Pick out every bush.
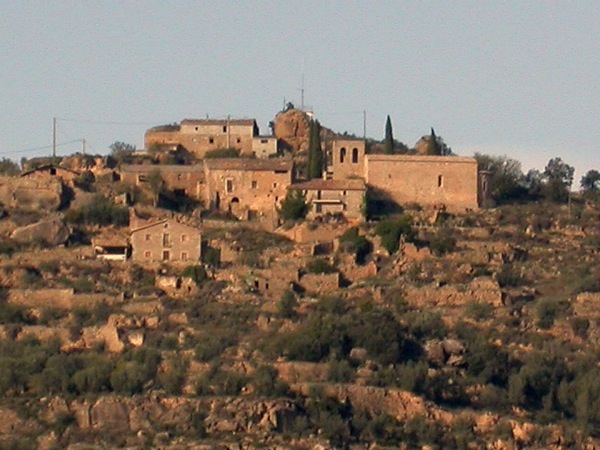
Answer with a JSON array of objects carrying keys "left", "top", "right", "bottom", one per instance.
[
  {"left": 182, "top": 265, "right": 208, "bottom": 287},
  {"left": 64, "top": 195, "right": 128, "bottom": 227},
  {"left": 428, "top": 227, "right": 457, "bottom": 256},
  {"left": 278, "top": 190, "right": 309, "bottom": 221},
  {"left": 278, "top": 290, "right": 297, "bottom": 319},
  {"left": 305, "top": 258, "right": 337, "bottom": 274},
  {"left": 339, "top": 227, "right": 372, "bottom": 264},
  {"left": 375, "top": 215, "right": 414, "bottom": 254},
  {"left": 465, "top": 301, "right": 494, "bottom": 321},
  {"left": 205, "top": 148, "right": 240, "bottom": 158},
  {"left": 536, "top": 298, "right": 568, "bottom": 330},
  {"left": 496, "top": 265, "right": 523, "bottom": 288}
]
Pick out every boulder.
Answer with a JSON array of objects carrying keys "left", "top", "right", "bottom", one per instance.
[{"left": 11, "top": 217, "right": 70, "bottom": 246}]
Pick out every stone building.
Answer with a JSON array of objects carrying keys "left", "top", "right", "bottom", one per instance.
[
  {"left": 130, "top": 219, "right": 202, "bottom": 263},
  {"left": 20, "top": 164, "right": 81, "bottom": 186},
  {"left": 329, "top": 138, "right": 366, "bottom": 180},
  {"left": 120, "top": 164, "right": 206, "bottom": 201},
  {"left": 145, "top": 118, "right": 282, "bottom": 159},
  {"left": 203, "top": 158, "right": 293, "bottom": 220},
  {"left": 365, "top": 155, "right": 481, "bottom": 211},
  {"left": 289, "top": 178, "right": 365, "bottom": 220}
]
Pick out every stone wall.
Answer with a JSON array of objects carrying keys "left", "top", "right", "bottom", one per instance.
[
  {"left": 299, "top": 272, "right": 340, "bottom": 294},
  {"left": 7, "top": 289, "right": 117, "bottom": 309},
  {"left": 365, "top": 155, "right": 480, "bottom": 211}
]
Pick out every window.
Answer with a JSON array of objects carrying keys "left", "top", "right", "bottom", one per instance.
[
  {"left": 138, "top": 175, "right": 148, "bottom": 183},
  {"left": 181, "top": 234, "right": 188, "bottom": 243},
  {"left": 273, "top": 182, "right": 278, "bottom": 188},
  {"left": 260, "top": 139, "right": 268, "bottom": 144},
  {"left": 209, "top": 137, "right": 214, "bottom": 144},
  {"left": 163, "top": 233, "right": 170, "bottom": 246},
  {"left": 438, "top": 175, "right": 443, "bottom": 188},
  {"left": 226, "top": 179, "right": 233, "bottom": 193},
  {"left": 50, "top": 167, "right": 57, "bottom": 175},
  {"left": 145, "top": 234, "right": 151, "bottom": 241},
  {"left": 144, "top": 250, "right": 151, "bottom": 259},
  {"left": 316, "top": 204, "right": 323, "bottom": 213},
  {"left": 340, "top": 147, "right": 346, "bottom": 163},
  {"left": 352, "top": 148, "right": 359, "bottom": 163},
  {"left": 223, "top": 125, "right": 227, "bottom": 132},
  {"left": 236, "top": 138, "right": 241, "bottom": 144},
  {"left": 342, "top": 190, "right": 346, "bottom": 196},
  {"left": 195, "top": 126, "right": 198, "bottom": 131},
  {"left": 252, "top": 181, "right": 258, "bottom": 189},
  {"left": 317, "top": 190, "right": 322, "bottom": 199},
  {"left": 181, "top": 252, "right": 188, "bottom": 261},
  {"left": 162, "top": 250, "right": 170, "bottom": 261}
]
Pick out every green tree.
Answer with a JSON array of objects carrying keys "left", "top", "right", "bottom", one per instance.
[
  {"left": 474, "top": 153, "right": 527, "bottom": 204},
  {"left": 278, "top": 190, "right": 309, "bottom": 221},
  {"left": 147, "top": 169, "right": 164, "bottom": 207},
  {"left": 543, "top": 157, "right": 574, "bottom": 202},
  {"left": 307, "top": 120, "right": 323, "bottom": 179},
  {"left": 427, "top": 128, "right": 440, "bottom": 155},
  {"left": 384, "top": 115, "right": 394, "bottom": 154},
  {"left": 581, "top": 169, "right": 600, "bottom": 191},
  {"left": 0, "top": 158, "right": 20, "bottom": 176},
  {"left": 109, "top": 141, "right": 136, "bottom": 164},
  {"left": 375, "top": 215, "right": 415, "bottom": 254}
]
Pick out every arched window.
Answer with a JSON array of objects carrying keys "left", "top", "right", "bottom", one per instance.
[
  {"left": 352, "top": 148, "right": 359, "bottom": 163},
  {"left": 340, "top": 148, "right": 346, "bottom": 163}
]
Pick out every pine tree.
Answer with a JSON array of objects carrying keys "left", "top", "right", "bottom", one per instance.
[
  {"left": 428, "top": 127, "right": 440, "bottom": 155},
  {"left": 307, "top": 120, "right": 323, "bottom": 179},
  {"left": 384, "top": 115, "right": 394, "bottom": 154}
]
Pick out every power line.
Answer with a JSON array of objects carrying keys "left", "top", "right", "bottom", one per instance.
[
  {"left": 57, "top": 117, "right": 157, "bottom": 126},
  {"left": 1, "top": 139, "right": 83, "bottom": 156}
]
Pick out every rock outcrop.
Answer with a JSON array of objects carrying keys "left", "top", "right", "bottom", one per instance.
[{"left": 10, "top": 216, "right": 70, "bottom": 246}]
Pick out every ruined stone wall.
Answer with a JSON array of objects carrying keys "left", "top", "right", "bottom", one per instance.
[
  {"left": 144, "top": 130, "right": 180, "bottom": 150},
  {"left": 365, "top": 155, "right": 479, "bottom": 211},
  {"left": 7, "top": 289, "right": 117, "bottom": 309},
  {"left": 299, "top": 272, "right": 340, "bottom": 294},
  {"left": 0, "top": 176, "right": 63, "bottom": 211},
  {"left": 120, "top": 165, "right": 206, "bottom": 201},
  {"left": 204, "top": 169, "right": 291, "bottom": 218}
]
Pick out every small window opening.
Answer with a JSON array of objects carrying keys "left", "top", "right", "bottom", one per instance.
[
  {"left": 352, "top": 148, "right": 359, "bottom": 163},
  {"left": 340, "top": 147, "right": 346, "bottom": 163},
  {"left": 438, "top": 175, "right": 443, "bottom": 188}
]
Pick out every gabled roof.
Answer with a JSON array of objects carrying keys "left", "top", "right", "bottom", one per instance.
[
  {"left": 204, "top": 158, "right": 293, "bottom": 172},
  {"left": 130, "top": 218, "right": 200, "bottom": 234},
  {"left": 20, "top": 164, "right": 81, "bottom": 177},
  {"left": 181, "top": 118, "right": 257, "bottom": 127},
  {"left": 120, "top": 164, "right": 204, "bottom": 174},
  {"left": 290, "top": 178, "right": 366, "bottom": 191}
]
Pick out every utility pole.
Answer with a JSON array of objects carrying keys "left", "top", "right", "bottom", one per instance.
[
  {"left": 363, "top": 110, "right": 367, "bottom": 139},
  {"left": 82, "top": 139, "right": 86, "bottom": 156},
  {"left": 301, "top": 74, "right": 305, "bottom": 111},
  {"left": 227, "top": 114, "right": 231, "bottom": 149},
  {"left": 52, "top": 117, "right": 57, "bottom": 158}
]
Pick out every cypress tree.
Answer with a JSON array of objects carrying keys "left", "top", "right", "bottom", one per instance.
[
  {"left": 384, "top": 115, "right": 394, "bottom": 154},
  {"left": 307, "top": 120, "right": 323, "bottom": 179},
  {"left": 428, "top": 127, "right": 440, "bottom": 155}
]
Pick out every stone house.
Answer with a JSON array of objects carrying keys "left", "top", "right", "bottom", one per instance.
[
  {"left": 289, "top": 178, "right": 365, "bottom": 220},
  {"left": 130, "top": 219, "right": 202, "bottom": 263},
  {"left": 120, "top": 164, "right": 206, "bottom": 202},
  {"left": 252, "top": 136, "right": 278, "bottom": 158},
  {"left": 203, "top": 158, "right": 293, "bottom": 220},
  {"left": 20, "top": 164, "right": 81, "bottom": 186}
]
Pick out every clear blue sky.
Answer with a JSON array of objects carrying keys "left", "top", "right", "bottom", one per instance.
[{"left": 1, "top": 1, "right": 598, "bottom": 182}]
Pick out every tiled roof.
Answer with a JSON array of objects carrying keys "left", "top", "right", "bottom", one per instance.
[
  {"left": 290, "top": 178, "right": 366, "bottom": 191},
  {"left": 365, "top": 154, "right": 477, "bottom": 164},
  {"left": 181, "top": 118, "right": 257, "bottom": 126},
  {"left": 120, "top": 164, "right": 204, "bottom": 174},
  {"left": 20, "top": 164, "right": 81, "bottom": 177},
  {"left": 130, "top": 218, "right": 200, "bottom": 234},
  {"left": 204, "top": 158, "right": 292, "bottom": 172}
]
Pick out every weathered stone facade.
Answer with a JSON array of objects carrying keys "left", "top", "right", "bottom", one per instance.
[
  {"left": 365, "top": 154, "right": 481, "bottom": 211},
  {"left": 330, "top": 138, "right": 366, "bottom": 180},
  {"left": 203, "top": 158, "right": 293, "bottom": 220},
  {"left": 130, "top": 219, "right": 201, "bottom": 263},
  {"left": 289, "top": 178, "right": 365, "bottom": 220},
  {"left": 120, "top": 164, "right": 206, "bottom": 201},
  {"left": 145, "top": 119, "right": 260, "bottom": 158}
]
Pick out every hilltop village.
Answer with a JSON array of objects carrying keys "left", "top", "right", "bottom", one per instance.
[{"left": 0, "top": 107, "right": 598, "bottom": 449}]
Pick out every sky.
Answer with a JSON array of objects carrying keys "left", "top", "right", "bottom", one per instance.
[{"left": 1, "top": 1, "right": 599, "bottom": 184}]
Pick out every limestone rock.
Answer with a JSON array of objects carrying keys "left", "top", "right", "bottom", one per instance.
[{"left": 11, "top": 216, "right": 70, "bottom": 246}]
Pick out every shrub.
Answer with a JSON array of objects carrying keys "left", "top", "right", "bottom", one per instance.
[
  {"left": 465, "top": 301, "right": 494, "bottom": 321},
  {"left": 278, "top": 190, "right": 309, "bottom": 221},
  {"left": 64, "top": 195, "right": 128, "bottom": 227},
  {"left": 375, "top": 215, "right": 414, "bottom": 254},
  {"left": 305, "top": 258, "right": 337, "bottom": 274},
  {"left": 278, "top": 290, "right": 298, "bottom": 319},
  {"left": 536, "top": 298, "right": 568, "bottom": 329},
  {"left": 428, "top": 227, "right": 457, "bottom": 256},
  {"left": 250, "top": 365, "right": 289, "bottom": 397},
  {"left": 327, "top": 359, "right": 355, "bottom": 383},
  {"left": 182, "top": 265, "right": 208, "bottom": 287},
  {"left": 205, "top": 148, "right": 240, "bottom": 158},
  {"left": 496, "top": 265, "right": 523, "bottom": 288},
  {"left": 339, "top": 227, "right": 372, "bottom": 264}
]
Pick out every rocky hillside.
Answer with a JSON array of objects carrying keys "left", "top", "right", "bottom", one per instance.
[{"left": 0, "top": 173, "right": 599, "bottom": 448}]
